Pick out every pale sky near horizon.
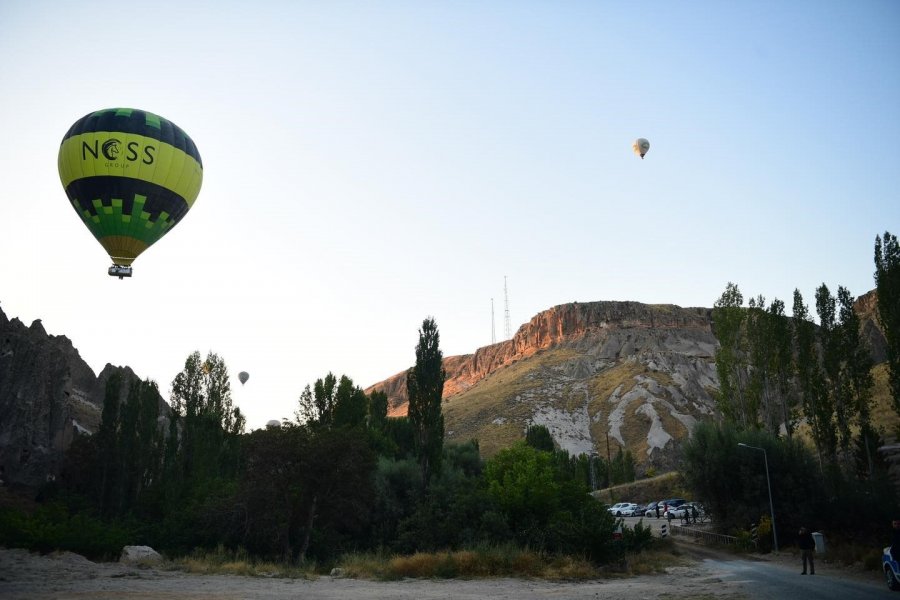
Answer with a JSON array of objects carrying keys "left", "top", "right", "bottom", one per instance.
[{"left": 1, "top": 0, "right": 898, "bottom": 430}]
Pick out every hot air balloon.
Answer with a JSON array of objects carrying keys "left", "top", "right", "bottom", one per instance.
[
  {"left": 58, "top": 108, "right": 203, "bottom": 278},
  {"left": 632, "top": 138, "right": 650, "bottom": 159},
  {"left": 239, "top": 371, "right": 249, "bottom": 385}
]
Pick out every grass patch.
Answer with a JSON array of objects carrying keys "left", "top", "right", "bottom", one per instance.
[
  {"left": 338, "top": 544, "right": 601, "bottom": 580},
  {"left": 444, "top": 347, "right": 582, "bottom": 457},
  {"left": 172, "top": 545, "right": 314, "bottom": 579},
  {"left": 337, "top": 540, "right": 685, "bottom": 581},
  {"left": 595, "top": 471, "right": 688, "bottom": 505},
  {"left": 626, "top": 539, "right": 691, "bottom": 575},
  {"left": 167, "top": 542, "right": 687, "bottom": 582}
]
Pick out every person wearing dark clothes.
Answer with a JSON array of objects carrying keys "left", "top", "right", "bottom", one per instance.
[
  {"left": 798, "top": 527, "right": 815, "bottom": 575},
  {"left": 891, "top": 520, "right": 900, "bottom": 562}
]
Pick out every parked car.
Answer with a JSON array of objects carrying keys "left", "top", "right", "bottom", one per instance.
[
  {"left": 668, "top": 502, "right": 704, "bottom": 520},
  {"left": 620, "top": 503, "right": 641, "bottom": 516},
  {"left": 609, "top": 502, "right": 638, "bottom": 516},
  {"left": 629, "top": 503, "right": 652, "bottom": 517},
  {"left": 607, "top": 502, "right": 630, "bottom": 515},
  {"left": 884, "top": 546, "right": 900, "bottom": 591}
]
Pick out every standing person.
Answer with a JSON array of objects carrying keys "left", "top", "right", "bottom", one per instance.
[
  {"left": 798, "top": 527, "right": 815, "bottom": 575},
  {"left": 655, "top": 502, "right": 660, "bottom": 519}
]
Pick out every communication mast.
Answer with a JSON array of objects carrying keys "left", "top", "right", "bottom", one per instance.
[
  {"left": 491, "top": 298, "right": 496, "bottom": 344},
  {"left": 504, "top": 276, "right": 512, "bottom": 340}
]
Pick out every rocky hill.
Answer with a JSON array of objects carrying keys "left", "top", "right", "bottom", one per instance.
[
  {"left": 368, "top": 295, "right": 894, "bottom": 474},
  {"left": 367, "top": 301, "right": 719, "bottom": 472},
  {"left": 0, "top": 306, "right": 162, "bottom": 488}
]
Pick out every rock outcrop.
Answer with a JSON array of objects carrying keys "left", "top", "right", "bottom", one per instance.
[
  {"left": 0, "top": 305, "right": 163, "bottom": 488},
  {"left": 367, "top": 301, "right": 719, "bottom": 471},
  {"left": 369, "top": 301, "right": 714, "bottom": 412}
]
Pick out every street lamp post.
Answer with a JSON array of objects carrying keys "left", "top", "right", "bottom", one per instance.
[{"left": 738, "top": 442, "right": 779, "bottom": 552}]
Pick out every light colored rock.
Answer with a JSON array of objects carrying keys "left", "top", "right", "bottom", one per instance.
[{"left": 120, "top": 545, "right": 163, "bottom": 564}]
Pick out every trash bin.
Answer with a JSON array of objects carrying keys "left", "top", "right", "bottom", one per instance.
[{"left": 811, "top": 532, "right": 825, "bottom": 554}]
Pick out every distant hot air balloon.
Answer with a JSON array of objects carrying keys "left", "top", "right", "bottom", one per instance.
[
  {"left": 632, "top": 138, "right": 650, "bottom": 159},
  {"left": 58, "top": 108, "right": 203, "bottom": 278},
  {"left": 239, "top": 371, "right": 249, "bottom": 385}
]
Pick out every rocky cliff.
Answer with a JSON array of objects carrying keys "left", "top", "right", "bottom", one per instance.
[
  {"left": 0, "top": 306, "right": 162, "bottom": 488},
  {"left": 367, "top": 301, "right": 719, "bottom": 471},
  {"left": 370, "top": 301, "right": 714, "bottom": 410}
]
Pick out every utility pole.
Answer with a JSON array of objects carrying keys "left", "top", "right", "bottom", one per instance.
[
  {"left": 491, "top": 298, "right": 496, "bottom": 344},
  {"left": 504, "top": 276, "right": 511, "bottom": 340}
]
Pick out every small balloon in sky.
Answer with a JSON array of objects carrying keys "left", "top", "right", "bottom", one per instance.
[
  {"left": 239, "top": 371, "right": 250, "bottom": 385},
  {"left": 57, "top": 108, "right": 203, "bottom": 278},
  {"left": 632, "top": 138, "right": 650, "bottom": 159}
]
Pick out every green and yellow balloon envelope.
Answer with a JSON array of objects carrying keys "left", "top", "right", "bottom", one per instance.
[{"left": 58, "top": 108, "right": 202, "bottom": 268}]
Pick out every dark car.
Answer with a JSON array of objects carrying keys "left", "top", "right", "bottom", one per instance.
[{"left": 884, "top": 546, "right": 900, "bottom": 591}]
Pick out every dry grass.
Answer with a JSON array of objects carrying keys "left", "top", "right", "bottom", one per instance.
[
  {"left": 594, "top": 471, "right": 688, "bottom": 504},
  {"left": 173, "top": 546, "right": 313, "bottom": 579},
  {"left": 338, "top": 545, "right": 602, "bottom": 580},
  {"left": 443, "top": 347, "right": 582, "bottom": 457}
]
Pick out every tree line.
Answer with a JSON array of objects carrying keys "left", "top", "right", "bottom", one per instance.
[
  {"left": 6, "top": 317, "right": 636, "bottom": 565},
  {"left": 683, "top": 231, "right": 900, "bottom": 546}
]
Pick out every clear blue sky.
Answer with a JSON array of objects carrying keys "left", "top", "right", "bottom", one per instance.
[{"left": 1, "top": 0, "right": 897, "bottom": 429}]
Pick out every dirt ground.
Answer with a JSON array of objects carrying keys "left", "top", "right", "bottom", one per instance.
[
  {"left": 0, "top": 545, "right": 745, "bottom": 600},
  {"left": 0, "top": 542, "right": 880, "bottom": 600}
]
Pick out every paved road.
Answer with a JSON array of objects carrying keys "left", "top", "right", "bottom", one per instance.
[
  {"left": 616, "top": 516, "right": 888, "bottom": 598},
  {"left": 699, "top": 555, "right": 886, "bottom": 599}
]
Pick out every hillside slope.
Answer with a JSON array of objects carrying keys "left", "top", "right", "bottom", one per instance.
[{"left": 368, "top": 301, "right": 718, "bottom": 471}]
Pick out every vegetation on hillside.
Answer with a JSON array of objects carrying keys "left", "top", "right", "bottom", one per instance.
[
  {"left": 0, "top": 321, "right": 642, "bottom": 571},
  {"left": 682, "top": 231, "right": 900, "bottom": 552}
]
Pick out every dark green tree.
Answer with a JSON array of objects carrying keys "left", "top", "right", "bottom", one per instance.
[
  {"left": 875, "top": 231, "right": 900, "bottom": 414},
  {"left": 169, "top": 351, "right": 245, "bottom": 482},
  {"left": 368, "top": 389, "right": 389, "bottom": 431},
  {"left": 767, "top": 298, "right": 798, "bottom": 438},
  {"left": 296, "top": 372, "right": 337, "bottom": 427},
  {"left": 682, "top": 422, "right": 823, "bottom": 539},
  {"left": 237, "top": 424, "right": 308, "bottom": 559},
  {"left": 406, "top": 317, "right": 446, "bottom": 486},
  {"left": 331, "top": 375, "right": 368, "bottom": 429},
  {"left": 483, "top": 442, "right": 618, "bottom": 560},
  {"left": 837, "top": 286, "right": 876, "bottom": 476},
  {"left": 792, "top": 289, "right": 831, "bottom": 470},
  {"left": 815, "top": 284, "right": 844, "bottom": 456},
  {"left": 609, "top": 447, "right": 636, "bottom": 485},
  {"left": 525, "top": 424, "right": 555, "bottom": 452},
  {"left": 296, "top": 373, "right": 368, "bottom": 429},
  {"left": 713, "top": 282, "right": 749, "bottom": 427}
]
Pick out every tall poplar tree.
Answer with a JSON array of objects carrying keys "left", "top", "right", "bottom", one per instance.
[
  {"left": 836, "top": 286, "right": 875, "bottom": 475},
  {"left": 713, "top": 282, "right": 749, "bottom": 427},
  {"left": 875, "top": 231, "right": 900, "bottom": 413},
  {"left": 407, "top": 317, "right": 446, "bottom": 486},
  {"left": 793, "top": 289, "right": 831, "bottom": 469}
]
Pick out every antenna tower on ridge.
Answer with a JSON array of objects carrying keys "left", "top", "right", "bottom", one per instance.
[
  {"left": 504, "top": 276, "right": 511, "bottom": 340},
  {"left": 491, "top": 298, "right": 496, "bottom": 344}
]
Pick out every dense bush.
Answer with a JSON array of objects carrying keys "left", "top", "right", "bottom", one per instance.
[{"left": 0, "top": 503, "right": 132, "bottom": 560}]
